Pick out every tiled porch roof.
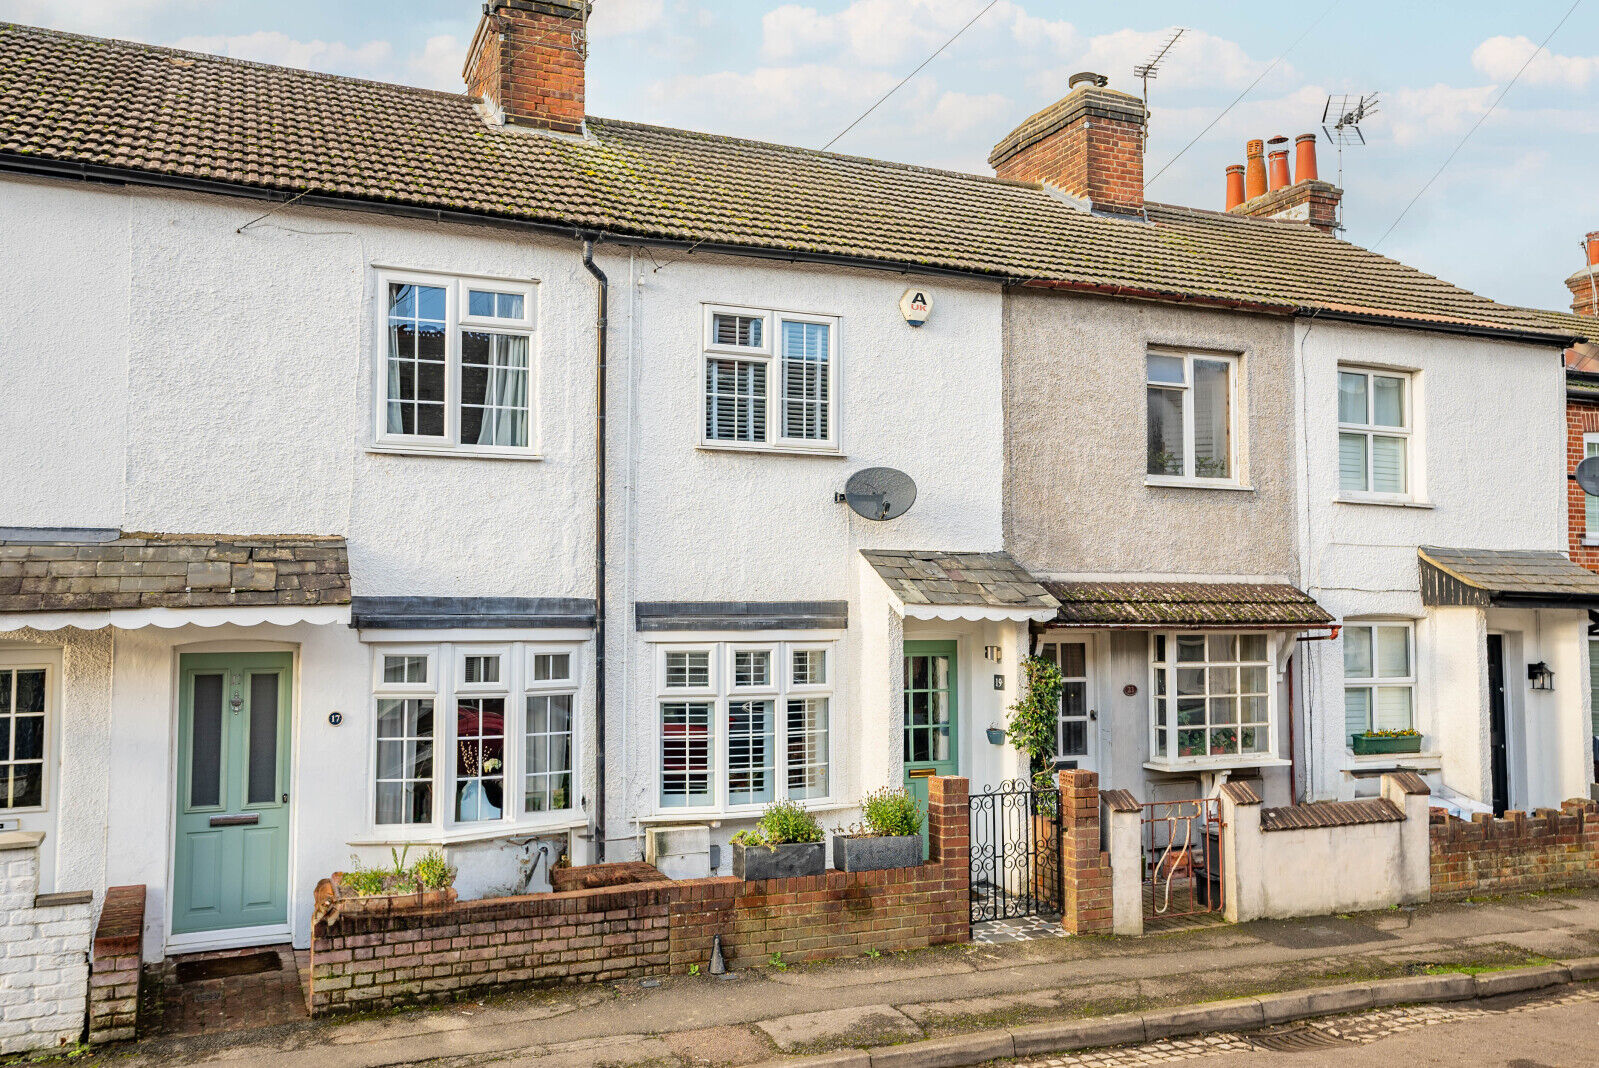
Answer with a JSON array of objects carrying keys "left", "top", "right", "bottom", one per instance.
[
  {"left": 860, "top": 550, "right": 1058, "bottom": 610},
  {"left": 1419, "top": 546, "right": 1599, "bottom": 607},
  {"left": 0, "top": 531, "right": 350, "bottom": 613},
  {"left": 1042, "top": 581, "right": 1333, "bottom": 628}
]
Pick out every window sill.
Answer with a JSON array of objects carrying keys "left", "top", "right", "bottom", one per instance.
[
  {"left": 350, "top": 815, "right": 586, "bottom": 847},
  {"left": 1582, "top": 537, "right": 1599, "bottom": 547},
  {"left": 1144, "top": 477, "right": 1254, "bottom": 492},
  {"left": 1144, "top": 756, "right": 1290, "bottom": 774},
  {"left": 367, "top": 443, "right": 544, "bottom": 462},
  {"left": 1334, "top": 495, "right": 1432, "bottom": 509},
  {"left": 1345, "top": 749, "right": 1441, "bottom": 769},
  {"left": 697, "top": 444, "right": 846, "bottom": 460},
  {"left": 638, "top": 800, "right": 853, "bottom": 825}
]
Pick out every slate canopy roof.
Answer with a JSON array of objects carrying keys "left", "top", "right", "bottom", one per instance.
[
  {"left": 0, "top": 21, "right": 1579, "bottom": 343},
  {"left": 860, "top": 550, "right": 1059, "bottom": 614},
  {"left": 1418, "top": 546, "right": 1599, "bottom": 608}
]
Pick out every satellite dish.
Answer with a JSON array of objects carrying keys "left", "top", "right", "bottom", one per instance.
[
  {"left": 1577, "top": 456, "right": 1599, "bottom": 496},
  {"left": 837, "top": 467, "right": 917, "bottom": 521}
]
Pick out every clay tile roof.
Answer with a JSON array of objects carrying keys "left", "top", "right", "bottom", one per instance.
[
  {"left": 1219, "top": 780, "right": 1262, "bottom": 806},
  {"left": 1100, "top": 788, "right": 1141, "bottom": 813},
  {"left": 0, "top": 531, "right": 350, "bottom": 612},
  {"left": 860, "top": 550, "right": 1058, "bottom": 610},
  {"left": 0, "top": 21, "right": 1576, "bottom": 342},
  {"left": 1259, "top": 798, "right": 1405, "bottom": 832},
  {"left": 1389, "top": 771, "right": 1431, "bottom": 796},
  {"left": 1042, "top": 581, "right": 1333, "bottom": 628}
]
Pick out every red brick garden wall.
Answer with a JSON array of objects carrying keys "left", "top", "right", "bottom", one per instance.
[
  {"left": 1430, "top": 799, "right": 1599, "bottom": 898},
  {"left": 309, "top": 777, "right": 970, "bottom": 1015}
]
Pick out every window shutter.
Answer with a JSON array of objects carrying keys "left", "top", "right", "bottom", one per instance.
[
  {"left": 705, "top": 359, "right": 767, "bottom": 442},
  {"left": 712, "top": 313, "right": 763, "bottom": 348},
  {"left": 1338, "top": 432, "right": 1368, "bottom": 492},
  {"left": 779, "top": 321, "right": 829, "bottom": 440}
]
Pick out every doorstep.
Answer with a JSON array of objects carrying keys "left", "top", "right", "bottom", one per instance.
[{"left": 142, "top": 943, "right": 310, "bottom": 1040}]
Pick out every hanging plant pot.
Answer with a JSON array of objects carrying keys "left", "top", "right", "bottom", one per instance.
[{"left": 985, "top": 727, "right": 1007, "bottom": 745}]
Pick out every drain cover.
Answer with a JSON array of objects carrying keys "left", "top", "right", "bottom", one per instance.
[{"left": 1243, "top": 1024, "right": 1354, "bottom": 1052}]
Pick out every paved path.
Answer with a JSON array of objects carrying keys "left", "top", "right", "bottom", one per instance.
[
  {"left": 1007, "top": 986, "right": 1599, "bottom": 1067},
  {"left": 98, "top": 891, "right": 1599, "bottom": 1067}
]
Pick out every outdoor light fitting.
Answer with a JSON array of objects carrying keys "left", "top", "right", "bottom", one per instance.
[{"left": 1528, "top": 661, "right": 1555, "bottom": 691}]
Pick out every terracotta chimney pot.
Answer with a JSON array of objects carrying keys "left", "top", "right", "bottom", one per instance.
[
  {"left": 1225, "top": 164, "right": 1246, "bottom": 211},
  {"left": 1294, "top": 133, "right": 1319, "bottom": 183},
  {"left": 1586, "top": 231, "right": 1599, "bottom": 267},
  {"left": 1266, "top": 136, "right": 1290, "bottom": 191},
  {"left": 1244, "top": 139, "right": 1267, "bottom": 201}
]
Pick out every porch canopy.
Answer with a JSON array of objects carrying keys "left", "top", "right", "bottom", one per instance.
[
  {"left": 1419, "top": 546, "right": 1599, "bottom": 609},
  {"left": 1040, "top": 581, "right": 1333, "bottom": 630},
  {"left": 860, "top": 549, "right": 1060, "bottom": 622},
  {"left": 0, "top": 528, "right": 351, "bottom": 631}
]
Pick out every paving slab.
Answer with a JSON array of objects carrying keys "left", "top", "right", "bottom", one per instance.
[
  {"left": 757, "top": 1005, "right": 922, "bottom": 1053},
  {"left": 897, "top": 990, "right": 1061, "bottom": 1027}
]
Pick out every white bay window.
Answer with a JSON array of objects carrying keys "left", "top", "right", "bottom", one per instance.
[
  {"left": 371, "top": 642, "right": 579, "bottom": 833},
  {"left": 376, "top": 272, "right": 536, "bottom": 456},
  {"left": 657, "top": 642, "right": 833, "bottom": 812},
  {"left": 703, "top": 305, "right": 838, "bottom": 453},
  {"left": 1151, "top": 632, "right": 1273, "bottom": 763}
]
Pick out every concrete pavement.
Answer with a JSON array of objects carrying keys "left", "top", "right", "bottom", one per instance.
[{"left": 76, "top": 889, "right": 1599, "bottom": 1067}]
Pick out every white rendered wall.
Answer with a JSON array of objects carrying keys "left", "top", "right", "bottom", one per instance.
[{"left": 1294, "top": 319, "right": 1569, "bottom": 801}]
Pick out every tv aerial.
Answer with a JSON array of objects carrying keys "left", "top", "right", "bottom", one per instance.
[
  {"left": 836, "top": 468, "right": 917, "bottom": 522},
  {"left": 1133, "top": 27, "right": 1186, "bottom": 109},
  {"left": 1322, "top": 92, "right": 1380, "bottom": 205}
]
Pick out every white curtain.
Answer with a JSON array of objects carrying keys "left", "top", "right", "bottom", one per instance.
[{"left": 477, "top": 334, "right": 529, "bottom": 447}]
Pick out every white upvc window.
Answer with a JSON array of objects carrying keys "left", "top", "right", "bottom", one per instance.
[
  {"left": 1150, "top": 632, "right": 1272, "bottom": 763},
  {"left": 0, "top": 663, "right": 49, "bottom": 811},
  {"left": 370, "top": 642, "right": 579, "bottom": 832},
  {"left": 1338, "top": 367, "right": 1411, "bottom": 497},
  {"left": 1583, "top": 433, "right": 1599, "bottom": 536},
  {"left": 656, "top": 641, "right": 835, "bottom": 813},
  {"left": 1343, "top": 623, "right": 1415, "bottom": 741},
  {"left": 374, "top": 271, "right": 538, "bottom": 457},
  {"left": 702, "top": 305, "right": 839, "bottom": 453},
  {"left": 1146, "top": 350, "right": 1238, "bottom": 484}
]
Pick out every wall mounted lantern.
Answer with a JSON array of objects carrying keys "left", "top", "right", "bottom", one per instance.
[{"left": 1528, "top": 661, "right": 1555, "bottom": 691}]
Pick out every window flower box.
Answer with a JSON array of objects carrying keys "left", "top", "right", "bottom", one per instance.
[
  {"left": 832, "top": 834, "right": 922, "bottom": 872},
  {"left": 732, "top": 841, "right": 825, "bottom": 880},
  {"left": 1350, "top": 731, "right": 1423, "bottom": 755}
]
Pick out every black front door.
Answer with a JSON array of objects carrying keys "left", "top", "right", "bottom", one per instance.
[{"left": 1487, "top": 635, "right": 1509, "bottom": 817}]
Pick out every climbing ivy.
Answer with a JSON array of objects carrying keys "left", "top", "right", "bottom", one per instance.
[{"left": 1007, "top": 654, "right": 1062, "bottom": 786}]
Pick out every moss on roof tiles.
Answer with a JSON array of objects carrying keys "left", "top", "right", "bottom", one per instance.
[{"left": 0, "top": 20, "right": 1574, "bottom": 338}]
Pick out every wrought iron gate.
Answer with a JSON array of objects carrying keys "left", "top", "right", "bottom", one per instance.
[
  {"left": 969, "top": 779, "right": 1062, "bottom": 922},
  {"left": 1142, "top": 797, "right": 1224, "bottom": 923}
]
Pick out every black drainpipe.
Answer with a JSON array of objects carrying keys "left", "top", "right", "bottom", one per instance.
[{"left": 581, "top": 237, "right": 608, "bottom": 862}]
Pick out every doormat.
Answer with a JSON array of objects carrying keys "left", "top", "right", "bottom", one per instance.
[{"left": 175, "top": 951, "right": 282, "bottom": 984}]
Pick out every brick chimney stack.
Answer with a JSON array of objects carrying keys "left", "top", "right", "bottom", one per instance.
[
  {"left": 1566, "top": 232, "right": 1599, "bottom": 318},
  {"left": 464, "top": 1, "right": 590, "bottom": 134},
  {"left": 1224, "top": 133, "right": 1343, "bottom": 234},
  {"left": 988, "top": 73, "right": 1148, "bottom": 215}
]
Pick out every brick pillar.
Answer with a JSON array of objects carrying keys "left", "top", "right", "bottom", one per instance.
[
  {"left": 1058, "top": 770, "right": 1112, "bottom": 934},
  {"left": 927, "top": 776, "right": 970, "bottom": 944},
  {"left": 88, "top": 885, "right": 144, "bottom": 1044}
]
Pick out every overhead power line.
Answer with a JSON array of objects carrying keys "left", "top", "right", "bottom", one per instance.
[
  {"left": 1146, "top": 0, "right": 1341, "bottom": 188},
  {"left": 1372, "top": 0, "right": 1583, "bottom": 249},
  {"left": 821, "top": 0, "right": 1001, "bottom": 152}
]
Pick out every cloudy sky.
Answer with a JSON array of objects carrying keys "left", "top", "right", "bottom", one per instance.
[{"left": 3, "top": 0, "right": 1596, "bottom": 310}]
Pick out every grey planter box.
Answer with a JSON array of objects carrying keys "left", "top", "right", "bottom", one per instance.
[
  {"left": 832, "top": 834, "right": 923, "bottom": 873},
  {"left": 732, "top": 841, "right": 825, "bottom": 881}
]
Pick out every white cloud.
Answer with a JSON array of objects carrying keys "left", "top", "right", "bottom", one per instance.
[
  {"left": 761, "top": 0, "right": 1024, "bottom": 68},
  {"left": 0, "top": 0, "right": 185, "bottom": 36},
  {"left": 589, "top": 0, "right": 666, "bottom": 38},
  {"left": 1385, "top": 83, "right": 1497, "bottom": 146},
  {"left": 921, "top": 89, "right": 1009, "bottom": 138},
  {"left": 408, "top": 34, "right": 464, "bottom": 92},
  {"left": 167, "top": 31, "right": 393, "bottom": 78},
  {"left": 1472, "top": 34, "right": 1598, "bottom": 90},
  {"left": 649, "top": 64, "right": 899, "bottom": 135}
]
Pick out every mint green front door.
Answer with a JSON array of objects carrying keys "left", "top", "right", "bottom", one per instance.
[
  {"left": 903, "top": 641, "right": 958, "bottom": 859},
  {"left": 173, "top": 653, "right": 292, "bottom": 935}
]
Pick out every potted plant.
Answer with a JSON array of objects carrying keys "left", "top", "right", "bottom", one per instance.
[
  {"left": 832, "top": 787, "right": 925, "bottom": 872},
  {"left": 731, "top": 800, "right": 825, "bottom": 880},
  {"left": 1351, "top": 728, "right": 1424, "bottom": 755}
]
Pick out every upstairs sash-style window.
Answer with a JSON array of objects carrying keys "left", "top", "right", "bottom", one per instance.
[
  {"left": 1338, "top": 367, "right": 1411, "bottom": 496},
  {"left": 1343, "top": 623, "right": 1415, "bottom": 740},
  {"left": 703, "top": 306, "right": 838, "bottom": 452},
  {"left": 377, "top": 273, "right": 537, "bottom": 456},
  {"left": 1146, "top": 351, "right": 1237, "bottom": 482}
]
